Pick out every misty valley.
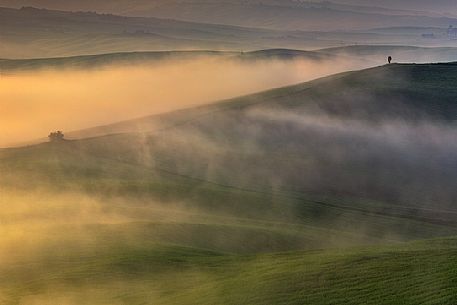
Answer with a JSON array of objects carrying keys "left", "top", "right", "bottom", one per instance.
[{"left": 1, "top": 1, "right": 457, "bottom": 305}]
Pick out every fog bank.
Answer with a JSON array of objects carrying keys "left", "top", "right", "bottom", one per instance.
[{"left": 0, "top": 56, "right": 364, "bottom": 147}]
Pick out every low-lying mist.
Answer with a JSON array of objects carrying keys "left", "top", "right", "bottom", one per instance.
[
  {"left": 0, "top": 55, "right": 364, "bottom": 147},
  {"left": 95, "top": 93, "right": 456, "bottom": 210},
  {"left": 243, "top": 108, "right": 457, "bottom": 205},
  {"left": 0, "top": 190, "right": 194, "bottom": 262}
]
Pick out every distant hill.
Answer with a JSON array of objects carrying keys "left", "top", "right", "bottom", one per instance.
[
  {"left": 332, "top": 0, "right": 457, "bottom": 15},
  {"left": 0, "top": 0, "right": 456, "bottom": 31},
  {"left": 2, "top": 6, "right": 456, "bottom": 59},
  {"left": 3, "top": 45, "right": 457, "bottom": 73},
  {"left": 0, "top": 7, "right": 262, "bottom": 58},
  {"left": 0, "top": 49, "right": 331, "bottom": 72},
  {"left": 318, "top": 45, "right": 457, "bottom": 63},
  {"left": 0, "top": 6, "right": 330, "bottom": 58}
]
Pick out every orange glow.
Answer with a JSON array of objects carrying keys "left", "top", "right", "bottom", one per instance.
[{"left": 0, "top": 57, "right": 361, "bottom": 147}]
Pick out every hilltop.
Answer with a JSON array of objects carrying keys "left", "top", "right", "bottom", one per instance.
[{"left": 3, "top": 45, "right": 457, "bottom": 72}]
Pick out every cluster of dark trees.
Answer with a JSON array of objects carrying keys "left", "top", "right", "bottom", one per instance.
[{"left": 48, "top": 131, "right": 65, "bottom": 142}]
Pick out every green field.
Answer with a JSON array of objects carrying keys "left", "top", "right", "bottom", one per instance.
[
  {"left": 1, "top": 62, "right": 457, "bottom": 304},
  {"left": 3, "top": 232, "right": 457, "bottom": 304}
]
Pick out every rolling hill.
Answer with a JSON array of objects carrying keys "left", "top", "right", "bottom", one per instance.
[
  {"left": 333, "top": 0, "right": 457, "bottom": 15},
  {"left": 0, "top": 0, "right": 456, "bottom": 31},
  {"left": 2, "top": 62, "right": 457, "bottom": 240},
  {"left": 1, "top": 62, "right": 457, "bottom": 304},
  {"left": 0, "top": 49, "right": 331, "bottom": 72},
  {"left": 3, "top": 45, "right": 457, "bottom": 73},
  {"left": 59, "top": 62, "right": 457, "bottom": 211},
  {"left": 2, "top": 6, "right": 457, "bottom": 59},
  {"left": 0, "top": 6, "right": 323, "bottom": 58}
]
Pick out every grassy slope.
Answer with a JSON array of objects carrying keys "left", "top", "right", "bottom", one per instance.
[
  {"left": 5, "top": 139, "right": 455, "bottom": 254},
  {"left": 70, "top": 61, "right": 457, "bottom": 138},
  {"left": 2, "top": 64, "right": 457, "bottom": 252},
  {"left": 3, "top": 91, "right": 457, "bottom": 240},
  {"left": 2, "top": 236, "right": 457, "bottom": 304},
  {"left": 1, "top": 63, "right": 457, "bottom": 304},
  {"left": 59, "top": 63, "right": 457, "bottom": 205}
]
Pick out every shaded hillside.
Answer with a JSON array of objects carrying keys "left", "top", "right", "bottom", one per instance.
[
  {"left": 61, "top": 63, "right": 457, "bottom": 208},
  {"left": 70, "top": 62, "right": 457, "bottom": 136}
]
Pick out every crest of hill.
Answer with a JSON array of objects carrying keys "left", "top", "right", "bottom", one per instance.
[
  {"left": 0, "top": 49, "right": 330, "bottom": 72},
  {"left": 66, "top": 61, "right": 457, "bottom": 139}
]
